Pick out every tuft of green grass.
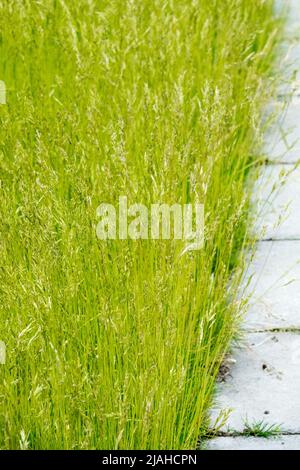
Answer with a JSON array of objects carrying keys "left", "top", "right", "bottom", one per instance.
[
  {"left": 0, "top": 0, "right": 282, "bottom": 449},
  {"left": 243, "top": 420, "right": 282, "bottom": 438}
]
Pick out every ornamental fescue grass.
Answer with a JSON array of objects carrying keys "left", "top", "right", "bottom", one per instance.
[{"left": 0, "top": 0, "right": 281, "bottom": 449}]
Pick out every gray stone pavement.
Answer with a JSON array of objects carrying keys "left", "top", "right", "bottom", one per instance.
[
  {"left": 254, "top": 165, "right": 300, "bottom": 239},
  {"left": 208, "top": 0, "right": 300, "bottom": 450},
  {"left": 264, "top": 99, "right": 300, "bottom": 162},
  {"left": 206, "top": 435, "right": 300, "bottom": 450},
  {"left": 210, "top": 333, "right": 300, "bottom": 433},
  {"left": 244, "top": 241, "right": 300, "bottom": 330}
]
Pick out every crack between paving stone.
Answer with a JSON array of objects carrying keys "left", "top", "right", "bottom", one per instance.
[
  {"left": 259, "top": 237, "right": 300, "bottom": 242},
  {"left": 208, "top": 430, "right": 300, "bottom": 438},
  {"left": 245, "top": 327, "right": 300, "bottom": 334},
  {"left": 265, "top": 161, "right": 298, "bottom": 166},
  {"left": 277, "top": 94, "right": 300, "bottom": 100}
]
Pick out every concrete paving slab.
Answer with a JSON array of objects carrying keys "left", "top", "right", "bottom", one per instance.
[
  {"left": 253, "top": 165, "right": 300, "bottom": 240},
  {"left": 244, "top": 240, "right": 300, "bottom": 330},
  {"left": 275, "top": 0, "right": 300, "bottom": 39},
  {"left": 210, "top": 332, "right": 300, "bottom": 433},
  {"left": 264, "top": 99, "right": 300, "bottom": 163},
  {"left": 275, "top": 0, "right": 300, "bottom": 96},
  {"left": 277, "top": 42, "right": 300, "bottom": 97},
  {"left": 206, "top": 435, "right": 300, "bottom": 450}
]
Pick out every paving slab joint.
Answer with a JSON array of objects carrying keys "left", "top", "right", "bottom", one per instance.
[
  {"left": 265, "top": 161, "right": 298, "bottom": 166},
  {"left": 206, "top": 431, "right": 300, "bottom": 438},
  {"left": 245, "top": 328, "right": 300, "bottom": 334},
  {"left": 259, "top": 237, "right": 300, "bottom": 242}
]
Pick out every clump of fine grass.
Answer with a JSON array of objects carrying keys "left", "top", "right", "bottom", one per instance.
[
  {"left": 0, "top": 0, "right": 282, "bottom": 449},
  {"left": 243, "top": 420, "right": 282, "bottom": 438}
]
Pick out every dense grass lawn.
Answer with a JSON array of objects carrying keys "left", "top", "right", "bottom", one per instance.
[{"left": 0, "top": 0, "right": 280, "bottom": 449}]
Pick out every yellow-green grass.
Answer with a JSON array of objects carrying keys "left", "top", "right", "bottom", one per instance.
[{"left": 0, "top": 0, "right": 281, "bottom": 449}]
